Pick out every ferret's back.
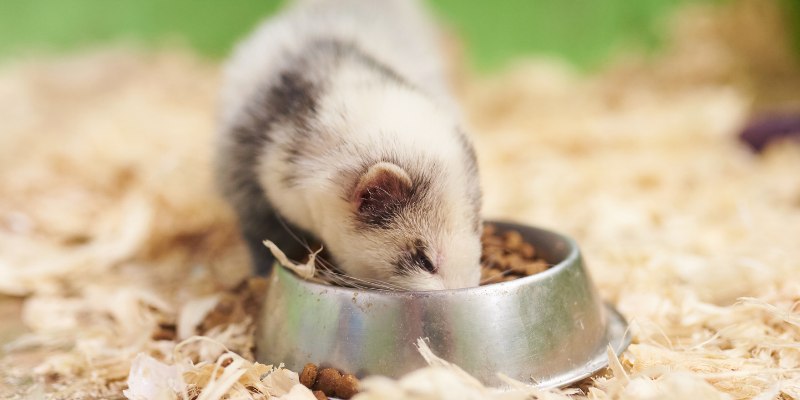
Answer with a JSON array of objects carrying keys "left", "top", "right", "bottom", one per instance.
[{"left": 219, "top": 0, "right": 449, "bottom": 128}]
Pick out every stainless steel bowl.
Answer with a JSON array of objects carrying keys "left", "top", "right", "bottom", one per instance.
[{"left": 255, "top": 222, "right": 630, "bottom": 388}]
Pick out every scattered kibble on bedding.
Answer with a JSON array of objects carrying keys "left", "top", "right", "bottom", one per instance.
[{"left": 300, "top": 363, "right": 360, "bottom": 399}]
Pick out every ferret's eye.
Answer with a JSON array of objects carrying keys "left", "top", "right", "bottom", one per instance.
[{"left": 415, "top": 253, "right": 437, "bottom": 274}]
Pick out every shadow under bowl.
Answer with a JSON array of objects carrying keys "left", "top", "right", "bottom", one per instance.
[{"left": 255, "top": 221, "right": 630, "bottom": 388}]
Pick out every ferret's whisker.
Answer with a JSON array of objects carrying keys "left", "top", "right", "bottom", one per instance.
[
  {"left": 271, "top": 214, "right": 413, "bottom": 292},
  {"left": 311, "top": 258, "right": 372, "bottom": 288},
  {"left": 274, "top": 214, "right": 317, "bottom": 255},
  {"left": 317, "top": 266, "right": 404, "bottom": 291},
  {"left": 314, "top": 260, "right": 405, "bottom": 291},
  {"left": 479, "top": 267, "right": 514, "bottom": 285}
]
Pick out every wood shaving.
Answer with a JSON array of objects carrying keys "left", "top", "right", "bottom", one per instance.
[{"left": 263, "top": 240, "right": 320, "bottom": 281}]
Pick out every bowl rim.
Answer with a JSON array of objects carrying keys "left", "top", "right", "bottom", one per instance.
[{"left": 270, "top": 220, "right": 582, "bottom": 297}]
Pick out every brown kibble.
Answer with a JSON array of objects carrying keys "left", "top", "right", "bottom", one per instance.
[
  {"left": 482, "top": 235, "right": 505, "bottom": 249},
  {"left": 520, "top": 243, "right": 536, "bottom": 259},
  {"left": 483, "top": 243, "right": 503, "bottom": 255},
  {"left": 312, "top": 390, "right": 328, "bottom": 400},
  {"left": 505, "top": 254, "right": 526, "bottom": 274},
  {"left": 481, "top": 269, "right": 502, "bottom": 284},
  {"left": 314, "top": 367, "right": 342, "bottom": 395},
  {"left": 303, "top": 366, "right": 359, "bottom": 398},
  {"left": 503, "top": 230, "right": 524, "bottom": 249},
  {"left": 501, "top": 256, "right": 517, "bottom": 271},
  {"left": 483, "top": 252, "right": 508, "bottom": 270},
  {"left": 491, "top": 275, "right": 506, "bottom": 284},
  {"left": 525, "top": 260, "right": 549, "bottom": 275},
  {"left": 334, "top": 374, "right": 360, "bottom": 399},
  {"left": 300, "top": 363, "right": 318, "bottom": 388},
  {"left": 480, "top": 226, "right": 551, "bottom": 285},
  {"left": 492, "top": 255, "right": 512, "bottom": 271}
]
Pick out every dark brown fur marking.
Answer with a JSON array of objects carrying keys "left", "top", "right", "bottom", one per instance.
[
  {"left": 393, "top": 239, "right": 436, "bottom": 275},
  {"left": 218, "top": 69, "right": 319, "bottom": 274}
]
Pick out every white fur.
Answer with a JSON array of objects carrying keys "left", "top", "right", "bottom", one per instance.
[
  {"left": 218, "top": 0, "right": 482, "bottom": 290},
  {"left": 220, "top": 0, "right": 455, "bottom": 129}
]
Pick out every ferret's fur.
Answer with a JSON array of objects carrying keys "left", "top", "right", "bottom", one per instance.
[{"left": 216, "top": 0, "right": 482, "bottom": 290}]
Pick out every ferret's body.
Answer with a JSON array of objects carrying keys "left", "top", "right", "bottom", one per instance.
[{"left": 216, "top": 0, "right": 482, "bottom": 290}]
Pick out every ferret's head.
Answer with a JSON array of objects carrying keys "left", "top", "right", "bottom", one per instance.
[
  {"left": 297, "top": 56, "right": 485, "bottom": 291},
  {"left": 323, "top": 156, "right": 482, "bottom": 291},
  {"left": 251, "top": 43, "right": 484, "bottom": 290}
]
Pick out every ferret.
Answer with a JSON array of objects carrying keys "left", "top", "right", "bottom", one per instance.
[{"left": 215, "top": 0, "right": 483, "bottom": 291}]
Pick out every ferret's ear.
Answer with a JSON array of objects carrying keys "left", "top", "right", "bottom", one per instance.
[{"left": 352, "top": 162, "right": 413, "bottom": 217}]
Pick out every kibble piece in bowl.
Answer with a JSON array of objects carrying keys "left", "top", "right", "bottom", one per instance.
[{"left": 479, "top": 224, "right": 551, "bottom": 285}]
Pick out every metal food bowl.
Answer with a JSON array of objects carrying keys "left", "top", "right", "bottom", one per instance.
[{"left": 255, "top": 221, "right": 630, "bottom": 388}]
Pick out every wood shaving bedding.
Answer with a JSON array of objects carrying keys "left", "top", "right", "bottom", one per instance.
[{"left": 1, "top": 0, "right": 799, "bottom": 399}]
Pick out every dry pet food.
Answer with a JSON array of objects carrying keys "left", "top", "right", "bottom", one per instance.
[
  {"left": 480, "top": 224, "right": 551, "bottom": 285},
  {"left": 300, "top": 363, "right": 360, "bottom": 399}
]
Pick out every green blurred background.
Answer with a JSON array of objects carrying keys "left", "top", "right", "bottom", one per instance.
[{"left": 0, "top": 0, "right": 798, "bottom": 71}]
